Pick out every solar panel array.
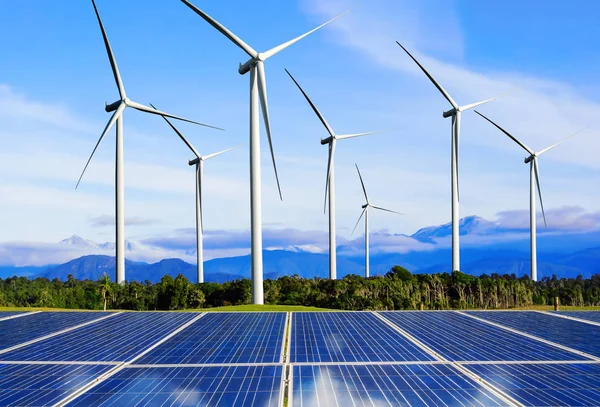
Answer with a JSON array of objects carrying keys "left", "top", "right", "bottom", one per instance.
[
  {"left": 559, "top": 311, "right": 600, "bottom": 324},
  {"left": 0, "top": 309, "right": 598, "bottom": 406}
]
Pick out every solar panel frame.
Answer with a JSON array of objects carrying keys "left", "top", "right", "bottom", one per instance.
[
  {"left": 133, "top": 312, "right": 287, "bottom": 365},
  {"left": 290, "top": 312, "right": 434, "bottom": 363},
  {"left": 379, "top": 311, "right": 591, "bottom": 362},
  {"left": 0, "top": 312, "right": 199, "bottom": 362},
  {"left": 557, "top": 311, "right": 600, "bottom": 324},
  {"left": 0, "top": 311, "right": 26, "bottom": 321}
]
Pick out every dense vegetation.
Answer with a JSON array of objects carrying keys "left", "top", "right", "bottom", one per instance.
[{"left": 1, "top": 267, "right": 599, "bottom": 311}]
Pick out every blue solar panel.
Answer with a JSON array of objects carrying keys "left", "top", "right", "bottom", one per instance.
[
  {"left": 135, "top": 312, "right": 286, "bottom": 365},
  {"left": 0, "top": 312, "right": 198, "bottom": 362},
  {"left": 292, "top": 364, "right": 506, "bottom": 406},
  {"left": 467, "top": 311, "right": 600, "bottom": 358},
  {"left": 291, "top": 312, "right": 434, "bottom": 363},
  {"left": 466, "top": 363, "right": 600, "bottom": 406},
  {"left": 0, "top": 363, "right": 111, "bottom": 407},
  {"left": 559, "top": 311, "right": 600, "bottom": 324},
  {"left": 67, "top": 365, "right": 282, "bottom": 407},
  {"left": 0, "top": 312, "right": 112, "bottom": 352},
  {"left": 380, "top": 311, "right": 589, "bottom": 361},
  {"left": 0, "top": 312, "right": 25, "bottom": 320}
]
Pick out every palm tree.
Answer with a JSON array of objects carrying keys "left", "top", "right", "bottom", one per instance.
[{"left": 99, "top": 273, "right": 111, "bottom": 311}]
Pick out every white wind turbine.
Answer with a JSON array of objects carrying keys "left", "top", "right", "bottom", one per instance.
[
  {"left": 352, "top": 164, "right": 403, "bottom": 278},
  {"left": 396, "top": 42, "right": 504, "bottom": 273},
  {"left": 180, "top": 0, "right": 347, "bottom": 302},
  {"left": 286, "top": 69, "right": 382, "bottom": 280},
  {"left": 77, "top": 0, "right": 220, "bottom": 284},
  {"left": 475, "top": 111, "right": 584, "bottom": 281},
  {"left": 151, "top": 104, "right": 238, "bottom": 284}
]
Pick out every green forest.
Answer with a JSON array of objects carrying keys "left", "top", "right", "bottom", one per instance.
[{"left": 1, "top": 267, "right": 599, "bottom": 311}]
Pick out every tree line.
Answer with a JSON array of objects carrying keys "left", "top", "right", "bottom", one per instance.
[{"left": 0, "top": 267, "right": 599, "bottom": 311}]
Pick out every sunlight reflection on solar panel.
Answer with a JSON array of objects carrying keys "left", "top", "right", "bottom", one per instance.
[
  {"left": 0, "top": 312, "right": 24, "bottom": 320},
  {"left": 291, "top": 312, "right": 434, "bottom": 363},
  {"left": 292, "top": 364, "right": 505, "bottom": 407},
  {"left": 67, "top": 365, "right": 282, "bottom": 407},
  {"left": 559, "top": 311, "right": 600, "bottom": 324},
  {"left": 467, "top": 363, "right": 600, "bottom": 407},
  {"left": 380, "top": 311, "right": 588, "bottom": 361},
  {"left": 0, "top": 363, "right": 111, "bottom": 407}
]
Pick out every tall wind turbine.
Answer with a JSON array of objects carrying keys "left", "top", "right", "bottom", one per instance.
[
  {"left": 151, "top": 104, "right": 237, "bottom": 284},
  {"left": 77, "top": 0, "right": 219, "bottom": 284},
  {"left": 180, "top": 0, "right": 347, "bottom": 303},
  {"left": 352, "top": 164, "right": 403, "bottom": 278},
  {"left": 475, "top": 111, "right": 583, "bottom": 281},
  {"left": 396, "top": 42, "right": 504, "bottom": 273},
  {"left": 286, "top": 69, "right": 382, "bottom": 280}
]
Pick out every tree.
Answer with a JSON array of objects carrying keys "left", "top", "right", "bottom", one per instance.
[{"left": 98, "top": 273, "right": 111, "bottom": 311}]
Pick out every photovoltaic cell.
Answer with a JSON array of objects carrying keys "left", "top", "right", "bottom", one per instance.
[
  {"left": 291, "top": 312, "right": 434, "bottom": 363},
  {"left": 0, "top": 312, "right": 198, "bottom": 362},
  {"left": 292, "top": 364, "right": 505, "bottom": 407},
  {"left": 0, "top": 312, "right": 111, "bottom": 351},
  {"left": 67, "top": 365, "right": 282, "bottom": 407},
  {"left": 467, "top": 311, "right": 600, "bottom": 358},
  {"left": 134, "top": 312, "right": 285, "bottom": 365},
  {"left": 0, "top": 312, "right": 24, "bottom": 320},
  {"left": 0, "top": 363, "right": 111, "bottom": 407},
  {"left": 559, "top": 311, "right": 600, "bottom": 324},
  {"left": 380, "top": 311, "right": 588, "bottom": 361},
  {"left": 466, "top": 363, "right": 600, "bottom": 407}
]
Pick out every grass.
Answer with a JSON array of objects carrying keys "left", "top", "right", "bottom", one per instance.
[{"left": 200, "top": 304, "right": 331, "bottom": 312}]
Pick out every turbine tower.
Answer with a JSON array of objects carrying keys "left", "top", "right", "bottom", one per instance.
[
  {"left": 151, "top": 104, "right": 237, "bottom": 284},
  {"left": 352, "top": 164, "right": 403, "bottom": 278},
  {"left": 286, "top": 70, "right": 382, "bottom": 280},
  {"left": 396, "top": 42, "right": 503, "bottom": 273},
  {"left": 180, "top": 0, "right": 347, "bottom": 302},
  {"left": 77, "top": 0, "right": 219, "bottom": 284},
  {"left": 475, "top": 111, "right": 584, "bottom": 281}
]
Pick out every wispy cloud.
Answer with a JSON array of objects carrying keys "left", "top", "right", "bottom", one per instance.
[{"left": 89, "top": 215, "right": 161, "bottom": 228}]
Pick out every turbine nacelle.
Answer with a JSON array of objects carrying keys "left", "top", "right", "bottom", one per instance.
[
  {"left": 105, "top": 100, "right": 122, "bottom": 112},
  {"left": 524, "top": 155, "right": 535, "bottom": 164},
  {"left": 442, "top": 108, "right": 457, "bottom": 118},
  {"left": 321, "top": 136, "right": 334, "bottom": 145},
  {"left": 189, "top": 157, "right": 200, "bottom": 166}
]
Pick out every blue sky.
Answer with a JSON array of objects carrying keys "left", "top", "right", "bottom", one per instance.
[{"left": 1, "top": 0, "right": 600, "bottom": 265}]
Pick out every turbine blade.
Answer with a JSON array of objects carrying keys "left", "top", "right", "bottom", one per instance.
[
  {"left": 355, "top": 163, "right": 369, "bottom": 203},
  {"left": 324, "top": 140, "right": 335, "bottom": 214},
  {"left": 533, "top": 158, "right": 547, "bottom": 228},
  {"left": 285, "top": 69, "right": 335, "bottom": 138},
  {"left": 474, "top": 110, "right": 534, "bottom": 155},
  {"left": 180, "top": 0, "right": 258, "bottom": 59},
  {"left": 91, "top": 0, "right": 126, "bottom": 99},
  {"left": 370, "top": 204, "right": 404, "bottom": 215},
  {"left": 256, "top": 62, "right": 282, "bottom": 200},
  {"left": 537, "top": 127, "right": 587, "bottom": 157},
  {"left": 335, "top": 129, "right": 389, "bottom": 140},
  {"left": 351, "top": 208, "right": 367, "bottom": 236},
  {"left": 128, "top": 100, "right": 224, "bottom": 130},
  {"left": 459, "top": 93, "right": 507, "bottom": 112},
  {"left": 76, "top": 103, "right": 125, "bottom": 189},
  {"left": 262, "top": 9, "right": 350, "bottom": 60},
  {"left": 202, "top": 145, "right": 241, "bottom": 161},
  {"left": 149, "top": 103, "right": 201, "bottom": 158},
  {"left": 396, "top": 41, "right": 458, "bottom": 109}
]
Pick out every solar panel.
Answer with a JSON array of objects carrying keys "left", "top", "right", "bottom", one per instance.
[
  {"left": 466, "top": 363, "right": 600, "bottom": 407},
  {"left": 0, "top": 312, "right": 198, "bottom": 362},
  {"left": 0, "top": 312, "right": 112, "bottom": 352},
  {"left": 0, "top": 312, "right": 25, "bottom": 320},
  {"left": 134, "top": 312, "right": 286, "bottom": 365},
  {"left": 467, "top": 311, "right": 600, "bottom": 358},
  {"left": 292, "top": 363, "right": 506, "bottom": 406},
  {"left": 67, "top": 365, "right": 283, "bottom": 407},
  {"left": 559, "top": 311, "right": 600, "bottom": 324},
  {"left": 379, "top": 311, "right": 589, "bottom": 361},
  {"left": 0, "top": 363, "right": 111, "bottom": 407},
  {"left": 291, "top": 312, "right": 434, "bottom": 363}
]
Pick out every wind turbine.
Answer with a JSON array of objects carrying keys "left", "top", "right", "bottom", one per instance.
[
  {"left": 352, "top": 164, "right": 403, "bottom": 278},
  {"left": 77, "top": 0, "right": 219, "bottom": 284},
  {"left": 474, "top": 111, "right": 584, "bottom": 281},
  {"left": 151, "top": 104, "right": 237, "bottom": 284},
  {"left": 286, "top": 69, "right": 382, "bottom": 280},
  {"left": 396, "top": 42, "right": 504, "bottom": 273},
  {"left": 180, "top": 0, "right": 347, "bottom": 302}
]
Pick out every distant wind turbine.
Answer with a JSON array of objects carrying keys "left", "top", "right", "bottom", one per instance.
[
  {"left": 396, "top": 42, "right": 504, "bottom": 273},
  {"left": 77, "top": 0, "right": 220, "bottom": 284},
  {"left": 180, "top": 0, "right": 348, "bottom": 302},
  {"left": 352, "top": 164, "right": 403, "bottom": 278},
  {"left": 286, "top": 69, "right": 384, "bottom": 280},
  {"left": 475, "top": 111, "right": 584, "bottom": 281},
  {"left": 151, "top": 104, "right": 237, "bottom": 284}
]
